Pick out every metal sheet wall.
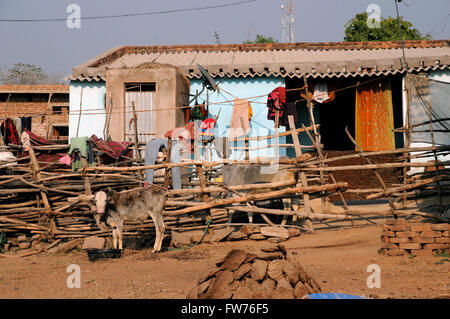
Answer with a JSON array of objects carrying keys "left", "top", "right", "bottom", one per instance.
[{"left": 124, "top": 92, "right": 156, "bottom": 147}]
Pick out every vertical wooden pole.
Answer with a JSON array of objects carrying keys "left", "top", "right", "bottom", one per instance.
[
  {"left": 193, "top": 121, "right": 211, "bottom": 222},
  {"left": 46, "top": 92, "right": 53, "bottom": 140},
  {"left": 28, "top": 147, "right": 51, "bottom": 211},
  {"left": 131, "top": 101, "right": 140, "bottom": 161},
  {"left": 302, "top": 76, "right": 326, "bottom": 214},
  {"left": 194, "top": 121, "right": 201, "bottom": 161},
  {"left": 302, "top": 123, "right": 353, "bottom": 225},
  {"left": 274, "top": 108, "right": 280, "bottom": 162},
  {"left": 426, "top": 94, "right": 444, "bottom": 215},
  {"left": 81, "top": 143, "right": 108, "bottom": 232},
  {"left": 240, "top": 117, "right": 249, "bottom": 161},
  {"left": 163, "top": 139, "right": 172, "bottom": 189},
  {"left": 403, "top": 86, "right": 411, "bottom": 206},
  {"left": 76, "top": 88, "right": 83, "bottom": 138},
  {"left": 345, "top": 127, "right": 397, "bottom": 217},
  {"left": 196, "top": 164, "right": 212, "bottom": 222},
  {"left": 104, "top": 96, "right": 113, "bottom": 141},
  {"left": 288, "top": 115, "right": 312, "bottom": 222}
]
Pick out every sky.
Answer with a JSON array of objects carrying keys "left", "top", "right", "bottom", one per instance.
[{"left": 0, "top": 0, "right": 449, "bottom": 77}]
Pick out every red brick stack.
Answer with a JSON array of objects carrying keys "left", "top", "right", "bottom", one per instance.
[{"left": 380, "top": 219, "right": 450, "bottom": 256}]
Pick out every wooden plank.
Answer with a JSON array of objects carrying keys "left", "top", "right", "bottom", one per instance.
[
  {"left": 164, "top": 183, "right": 348, "bottom": 217},
  {"left": 230, "top": 206, "right": 347, "bottom": 219},
  {"left": 168, "top": 180, "right": 296, "bottom": 195},
  {"left": 288, "top": 115, "right": 302, "bottom": 156},
  {"left": 260, "top": 226, "right": 290, "bottom": 239},
  {"left": 297, "top": 161, "right": 450, "bottom": 172}
]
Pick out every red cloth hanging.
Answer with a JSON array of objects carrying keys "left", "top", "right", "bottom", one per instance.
[
  {"left": 1, "top": 118, "right": 19, "bottom": 145},
  {"left": 267, "top": 87, "right": 286, "bottom": 122}
]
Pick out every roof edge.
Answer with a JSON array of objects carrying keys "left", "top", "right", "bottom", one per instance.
[{"left": 83, "top": 40, "right": 449, "bottom": 69}]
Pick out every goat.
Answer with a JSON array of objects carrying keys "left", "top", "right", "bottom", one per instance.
[{"left": 93, "top": 186, "right": 166, "bottom": 252}]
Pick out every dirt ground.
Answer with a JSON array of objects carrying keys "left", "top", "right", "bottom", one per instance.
[{"left": 1, "top": 222, "right": 449, "bottom": 299}]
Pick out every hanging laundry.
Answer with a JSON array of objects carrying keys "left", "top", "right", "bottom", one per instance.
[
  {"left": 58, "top": 154, "right": 72, "bottom": 166},
  {"left": 267, "top": 87, "right": 286, "bottom": 124},
  {"left": 301, "top": 82, "right": 336, "bottom": 104},
  {"left": 312, "top": 82, "right": 329, "bottom": 103},
  {"left": 229, "top": 98, "right": 252, "bottom": 139},
  {"left": 164, "top": 122, "right": 195, "bottom": 151},
  {"left": 21, "top": 117, "right": 32, "bottom": 131},
  {"left": 68, "top": 137, "right": 95, "bottom": 172},
  {"left": 90, "top": 135, "right": 131, "bottom": 160},
  {"left": 144, "top": 138, "right": 182, "bottom": 190},
  {"left": 22, "top": 129, "right": 52, "bottom": 146},
  {"left": 200, "top": 118, "right": 216, "bottom": 141},
  {"left": 20, "top": 131, "right": 31, "bottom": 151},
  {"left": 279, "top": 102, "right": 299, "bottom": 127},
  {"left": 0, "top": 150, "right": 17, "bottom": 169},
  {"left": 187, "top": 103, "right": 208, "bottom": 123},
  {"left": 0, "top": 151, "right": 16, "bottom": 163},
  {"left": 13, "top": 118, "right": 22, "bottom": 137},
  {"left": 0, "top": 118, "right": 19, "bottom": 145},
  {"left": 164, "top": 122, "right": 195, "bottom": 141},
  {"left": 87, "top": 140, "right": 95, "bottom": 164}
]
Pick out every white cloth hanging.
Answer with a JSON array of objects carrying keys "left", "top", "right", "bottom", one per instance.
[{"left": 313, "top": 82, "right": 329, "bottom": 103}]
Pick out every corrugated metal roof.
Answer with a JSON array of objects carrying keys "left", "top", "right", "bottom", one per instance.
[{"left": 68, "top": 40, "right": 450, "bottom": 81}]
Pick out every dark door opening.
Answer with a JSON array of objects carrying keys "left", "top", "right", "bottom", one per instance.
[{"left": 286, "top": 75, "right": 404, "bottom": 152}]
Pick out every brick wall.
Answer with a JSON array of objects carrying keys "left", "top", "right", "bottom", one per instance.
[
  {"left": 0, "top": 91, "right": 69, "bottom": 140},
  {"left": 380, "top": 219, "right": 449, "bottom": 256}
]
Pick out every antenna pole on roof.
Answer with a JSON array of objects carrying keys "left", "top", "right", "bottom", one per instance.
[
  {"left": 281, "top": 0, "right": 294, "bottom": 43},
  {"left": 394, "top": 0, "right": 408, "bottom": 69}
]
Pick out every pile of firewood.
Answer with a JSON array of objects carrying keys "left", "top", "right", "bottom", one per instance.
[{"left": 2, "top": 121, "right": 450, "bottom": 256}]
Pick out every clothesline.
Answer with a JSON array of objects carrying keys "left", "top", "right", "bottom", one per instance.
[
  {"left": 0, "top": 74, "right": 394, "bottom": 119},
  {"left": 0, "top": 113, "right": 44, "bottom": 121}
]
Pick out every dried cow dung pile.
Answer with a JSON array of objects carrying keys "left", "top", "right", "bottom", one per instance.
[{"left": 187, "top": 244, "right": 321, "bottom": 299}]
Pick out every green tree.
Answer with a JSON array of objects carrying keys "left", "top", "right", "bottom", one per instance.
[
  {"left": 244, "top": 34, "right": 278, "bottom": 44},
  {"left": 344, "top": 12, "right": 432, "bottom": 42},
  {"left": 0, "top": 63, "right": 48, "bottom": 84}
]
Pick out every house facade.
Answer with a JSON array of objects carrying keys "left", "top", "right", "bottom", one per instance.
[{"left": 67, "top": 40, "right": 450, "bottom": 160}]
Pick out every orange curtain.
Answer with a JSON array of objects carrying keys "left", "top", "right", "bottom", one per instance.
[{"left": 355, "top": 80, "right": 395, "bottom": 151}]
